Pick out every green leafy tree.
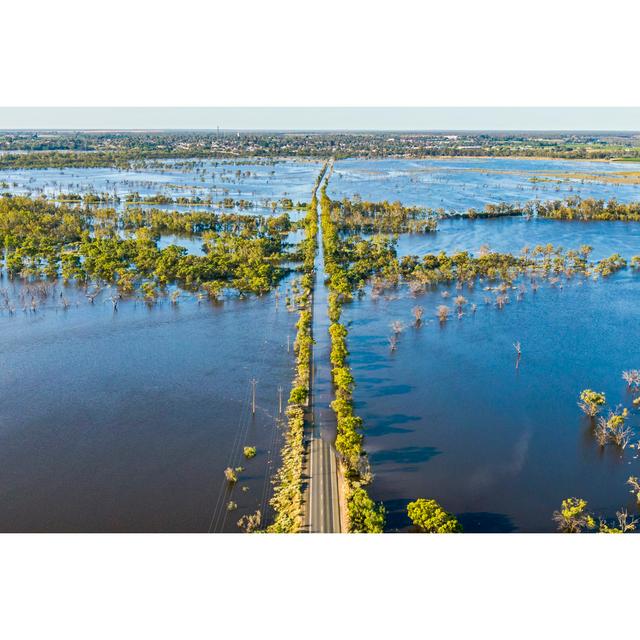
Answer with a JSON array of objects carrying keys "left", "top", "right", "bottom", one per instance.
[
  {"left": 407, "top": 498, "right": 462, "bottom": 533},
  {"left": 552, "top": 498, "right": 595, "bottom": 533},
  {"left": 578, "top": 389, "right": 606, "bottom": 416},
  {"left": 348, "top": 488, "right": 385, "bottom": 533}
]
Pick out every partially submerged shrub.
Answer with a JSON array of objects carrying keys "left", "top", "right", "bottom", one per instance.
[
  {"left": 243, "top": 446, "right": 257, "bottom": 459},
  {"left": 224, "top": 467, "right": 238, "bottom": 483},
  {"left": 391, "top": 320, "right": 404, "bottom": 334},
  {"left": 599, "top": 509, "right": 638, "bottom": 533},
  {"left": 578, "top": 389, "right": 606, "bottom": 417},
  {"left": 237, "top": 510, "right": 262, "bottom": 533},
  {"left": 437, "top": 305, "right": 450, "bottom": 323},
  {"left": 627, "top": 476, "right": 640, "bottom": 504},
  {"left": 595, "top": 408, "right": 631, "bottom": 448},
  {"left": 553, "top": 498, "right": 595, "bottom": 533},
  {"left": 622, "top": 369, "right": 640, "bottom": 389}
]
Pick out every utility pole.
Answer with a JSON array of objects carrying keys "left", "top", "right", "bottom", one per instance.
[
  {"left": 287, "top": 334, "right": 290, "bottom": 352},
  {"left": 251, "top": 378, "right": 257, "bottom": 415},
  {"left": 278, "top": 385, "right": 283, "bottom": 415}
]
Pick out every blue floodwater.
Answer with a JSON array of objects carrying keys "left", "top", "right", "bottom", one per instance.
[
  {"left": 329, "top": 157, "right": 640, "bottom": 211},
  {"left": 344, "top": 269, "right": 640, "bottom": 532}
]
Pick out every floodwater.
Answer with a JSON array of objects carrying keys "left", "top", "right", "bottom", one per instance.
[
  {"left": 326, "top": 159, "right": 640, "bottom": 533},
  {"left": 0, "top": 281, "right": 298, "bottom": 532},
  {"left": 0, "top": 155, "right": 320, "bottom": 533},
  {"left": 395, "top": 217, "right": 640, "bottom": 261},
  {"left": 329, "top": 158, "right": 640, "bottom": 211},
  {"left": 343, "top": 228, "right": 640, "bottom": 532},
  {"left": 0, "top": 158, "right": 322, "bottom": 217},
  {"left": 2, "top": 156, "right": 640, "bottom": 532}
]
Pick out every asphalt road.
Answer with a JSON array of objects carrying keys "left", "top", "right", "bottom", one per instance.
[{"left": 305, "top": 166, "right": 342, "bottom": 533}]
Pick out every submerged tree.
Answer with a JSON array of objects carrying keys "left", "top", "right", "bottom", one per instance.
[
  {"left": 407, "top": 498, "right": 462, "bottom": 533},
  {"left": 437, "top": 305, "right": 450, "bottom": 323},
  {"left": 553, "top": 498, "right": 595, "bottom": 533},
  {"left": 578, "top": 389, "right": 606, "bottom": 417},
  {"left": 599, "top": 509, "right": 638, "bottom": 533},
  {"left": 595, "top": 408, "right": 631, "bottom": 448},
  {"left": 391, "top": 320, "right": 405, "bottom": 335},
  {"left": 627, "top": 476, "right": 640, "bottom": 504},
  {"left": 412, "top": 305, "right": 424, "bottom": 326},
  {"left": 513, "top": 341, "right": 522, "bottom": 368},
  {"left": 237, "top": 510, "right": 262, "bottom": 533},
  {"left": 622, "top": 369, "right": 640, "bottom": 389}
]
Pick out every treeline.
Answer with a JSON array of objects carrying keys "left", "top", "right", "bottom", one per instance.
[
  {"left": 453, "top": 197, "right": 640, "bottom": 222},
  {"left": 121, "top": 208, "right": 291, "bottom": 238},
  {"left": 320, "top": 184, "right": 386, "bottom": 533},
  {"left": 396, "top": 246, "right": 629, "bottom": 286},
  {"left": 3, "top": 131, "right": 640, "bottom": 163},
  {"left": 536, "top": 197, "right": 640, "bottom": 221},
  {"left": 35, "top": 192, "right": 299, "bottom": 213},
  {"left": 320, "top": 194, "right": 640, "bottom": 235},
  {"left": 268, "top": 163, "right": 327, "bottom": 532},
  {"left": 330, "top": 197, "right": 437, "bottom": 233}
]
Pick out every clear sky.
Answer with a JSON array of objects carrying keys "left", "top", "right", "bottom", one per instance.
[{"left": 0, "top": 107, "right": 639, "bottom": 132}]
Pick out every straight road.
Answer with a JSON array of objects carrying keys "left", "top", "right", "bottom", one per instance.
[{"left": 304, "top": 164, "right": 342, "bottom": 532}]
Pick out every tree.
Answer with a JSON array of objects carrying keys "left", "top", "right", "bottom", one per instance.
[
  {"left": 552, "top": 498, "right": 595, "bottom": 533},
  {"left": 348, "top": 488, "right": 385, "bottom": 533},
  {"left": 598, "top": 509, "right": 638, "bottom": 533},
  {"left": 407, "top": 498, "right": 462, "bottom": 533},
  {"left": 578, "top": 389, "right": 606, "bottom": 417}
]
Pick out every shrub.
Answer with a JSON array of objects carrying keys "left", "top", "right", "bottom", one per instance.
[
  {"left": 243, "top": 446, "right": 257, "bottom": 459},
  {"left": 552, "top": 498, "right": 595, "bottom": 533},
  {"left": 578, "top": 389, "right": 606, "bottom": 416},
  {"left": 437, "top": 305, "right": 450, "bottom": 322}
]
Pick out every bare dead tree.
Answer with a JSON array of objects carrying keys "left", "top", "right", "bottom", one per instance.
[
  {"left": 106, "top": 294, "right": 120, "bottom": 312},
  {"left": 627, "top": 476, "right": 640, "bottom": 504},
  {"left": 85, "top": 287, "right": 101, "bottom": 304},
  {"left": 412, "top": 305, "right": 424, "bottom": 326},
  {"left": 391, "top": 320, "right": 404, "bottom": 335},
  {"left": 513, "top": 341, "right": 522, "bottom": 369},
  {"left": 437, "top": 305, "right": 450, "bottom": 323},
  {"left": 622, "top": 369, "right": 640, "bottom": 389}
]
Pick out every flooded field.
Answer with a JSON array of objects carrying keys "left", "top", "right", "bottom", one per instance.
[
  {"left": 0, "top": 158, "right": 322, "bottom": 217},
  {"left": 2, "top": 155, "right": 640, "bottom": 532},
  {"left": 395, "top": 216, "right": 640, "bottom": 261},
  {"left": 0, "top": 156, "right": 318, "bottom": 532},
  {"left": 343, "top": 218, "right": 640, "bottom": 531},
  {"left": 329, "top": 158, "right": 640, "bottom": 211}
]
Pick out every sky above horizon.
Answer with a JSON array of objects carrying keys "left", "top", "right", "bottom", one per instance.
[{"left": 0, "top": 107, "right": 639, "bottom": 132}]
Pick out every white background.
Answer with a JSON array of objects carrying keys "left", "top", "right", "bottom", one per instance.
[
  {"left": 2, "top": 0, "right": 640, "bottom": 107},
  {"left": 2, "top": 1, "right": 640, "bottom": 639}
]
